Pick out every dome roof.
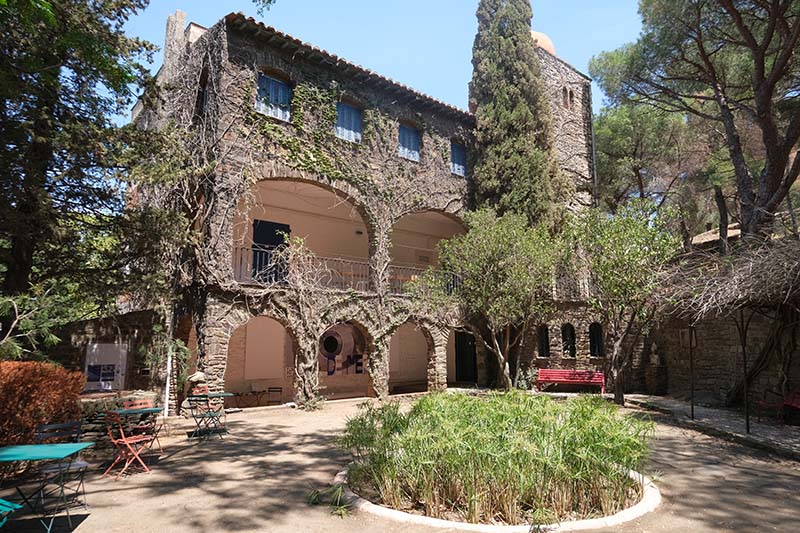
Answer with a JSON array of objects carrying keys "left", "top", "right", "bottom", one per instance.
[{"left": 531, "top": 30, "right": 556, "bottom": 56}]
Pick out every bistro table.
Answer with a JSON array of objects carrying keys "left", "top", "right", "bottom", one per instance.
[
  {"left": 186, "top": 392, "right": 233, "bottom": 439},
  {"left": 0, "top": 442, "right": 94, "bottom": 532}
]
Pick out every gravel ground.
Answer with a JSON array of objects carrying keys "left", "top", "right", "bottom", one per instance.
[{"left": 4, "top": 398, "right": 800, "bottom": 532}]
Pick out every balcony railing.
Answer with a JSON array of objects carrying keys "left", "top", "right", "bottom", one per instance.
[{"left": 233, "top": 246, "right": 453, "bottom": 295}]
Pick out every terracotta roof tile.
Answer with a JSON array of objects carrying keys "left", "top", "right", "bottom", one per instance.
[{"left": 224, "top": 12, "right": 473, "bottom": 122}]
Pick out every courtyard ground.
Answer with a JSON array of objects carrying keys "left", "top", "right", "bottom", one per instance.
[{"left": 4, "top": 397, "right": 800, "bottom": 532}]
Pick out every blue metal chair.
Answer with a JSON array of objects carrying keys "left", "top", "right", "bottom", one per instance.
[{"left": 0, "top": 498, "right": 22, "bottom": 528}]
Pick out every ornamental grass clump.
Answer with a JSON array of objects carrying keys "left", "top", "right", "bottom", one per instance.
[{"left": 340, "top": 392, "right": 653, "bottom": 525}]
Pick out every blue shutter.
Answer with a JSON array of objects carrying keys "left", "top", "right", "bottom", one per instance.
[
  {"left": 255, "top": 73, "right": 291, "bottom": 121},
  {"left": 336, "top": 103, "right": 362, "bottom": 143},
  {"left": 399, "top": 124, "right": 420, "bottom": 161},
  {"left": 451, "top": 142, "right": 467, "bottom": 176}
]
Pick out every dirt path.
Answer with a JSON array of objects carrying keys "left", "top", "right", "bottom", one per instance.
[{"left": 4, "top": 400, "right": 800, "bottom": 532}]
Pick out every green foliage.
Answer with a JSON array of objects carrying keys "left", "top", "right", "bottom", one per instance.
[
  {"left": 341, "top": 392, "right": 653, "bottom": 525},
  {"left": 570, "top": 201, "right": 679, "bottom": 403},
  {"left": 469, "top": 0, "right": 561, "bottom": 225},
  {"left": 412, "top": 209, "right": 560, "bottom": 388},
  {"left": 306, "top": 484, "right": 351, "bottom": 517},
  {"left": 594, "top": 105, "right": 688, "bottom": 213},
  {"left": 0, "top": 1, "right": 190, "bottom": 357},
  {"left": 572, "top": 202, "right": 679, "bottom": 319},
  {"left": 589, "top": 0, "right": 800, "bottom": 236}
]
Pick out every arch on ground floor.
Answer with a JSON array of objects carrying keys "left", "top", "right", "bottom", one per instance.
[
  {"left": 388, "top": 321, "right": 435, "bottom": 394},
  {"left": 223, "top": 314, "right": 297, "bottom": 407},
  {"left": 317, "top": 319, "right": 375, "bottom": 400}
]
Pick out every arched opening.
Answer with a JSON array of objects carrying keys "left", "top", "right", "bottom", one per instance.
[
  {"left": 390, "top": 211, "right": 466, "bottom": 294},
  {"left": 537, "top": 324, "right": 551, "bottom": 358},
  {"left": 561, "top": 323, "right": 577, "bottom": 358},
  {"left": 389, "top": 322, "right": 432, "bottom": 394},
  {"left": 224, "top": 315, "right": 293, "bottom": 407},
  {"left": 318, "top": 321, "right": 371, "bottom": 399},
  {"left": 233, "top": 179, "right": 371, "bottom": 290},
  {"left": 446, "top": 329, "right": 478, "bottom": 386},
  {"left": 589, "top": 322, "right": 605, "bottom": 358}
]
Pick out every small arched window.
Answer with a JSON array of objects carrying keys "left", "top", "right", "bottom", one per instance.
[
  {"left": 568, "top": 89, "right": 576, "bottom": 110},
  {"left": 589, "top": 322, "right": 605, "bottom": 357},
  {"left": 537, "top": 325, "right": 550, "bottom": 358},
  {"left": 561, "top": 323, "right": 576, "bottom": 358},
  {"left": 562, "top": 87, "right": 569, "bottom": 108}
]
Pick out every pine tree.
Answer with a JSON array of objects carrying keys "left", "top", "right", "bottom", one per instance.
[{"left": 469, "top": 0, "right": 560, "bottom": 225}]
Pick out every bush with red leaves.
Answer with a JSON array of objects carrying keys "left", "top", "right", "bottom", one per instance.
[{"left": 0, "top": 361, "right": 85, "bottom": 446}]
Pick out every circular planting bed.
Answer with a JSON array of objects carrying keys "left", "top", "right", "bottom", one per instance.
[{"left": 339, "top": 392, "right": 660, "bottom": 530}]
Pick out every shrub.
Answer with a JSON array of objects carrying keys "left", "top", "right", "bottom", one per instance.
[
  {"left": 0, "top": 361, "right": 86, "bottom": 446},
  {"left": 341, "top": 392, "right": 653, "bottom": 525}
]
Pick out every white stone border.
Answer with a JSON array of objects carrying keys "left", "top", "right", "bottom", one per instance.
[{"left": 333, "top": 469, "right": 660, "bottom": 532}]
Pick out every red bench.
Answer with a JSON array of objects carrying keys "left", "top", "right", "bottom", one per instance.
[
  {"left": 535, "top": 369, "right": 605, "bottom": 394},
  {"left": 756, "top": 390, "right": 800, "bottom": 421}
]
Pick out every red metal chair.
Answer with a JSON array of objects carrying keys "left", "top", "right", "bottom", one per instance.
[
  {"left": 122, "top": 398, "right": 163, "bottom": 452},
  {"left": 101, "top": 411, "right": 154, "bottom": 480}
]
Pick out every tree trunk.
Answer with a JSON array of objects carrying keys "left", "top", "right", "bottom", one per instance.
[
  {"left": 714, "top": 185, "right": 729, "bottom": 255},
  {"left": 611, "top": 337, "right": 625, "bottom": 405}
]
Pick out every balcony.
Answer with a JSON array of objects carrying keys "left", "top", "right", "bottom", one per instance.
[{"left": 233, "top": 246, "right": 433, "bottom": 295}]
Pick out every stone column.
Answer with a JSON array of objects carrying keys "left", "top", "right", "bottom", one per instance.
[
  {"left": 427, "top": 325, "right": 449, "bottom": 392},
  {"left": 369, "top": 337, "right": 390, "bottom": 399}
]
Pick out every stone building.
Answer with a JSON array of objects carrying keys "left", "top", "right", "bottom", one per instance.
[{"left": 131, "top": 10, "right": 612, "bottom": 413}]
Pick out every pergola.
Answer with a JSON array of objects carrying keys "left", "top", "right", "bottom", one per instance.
[{"left": 664, "top": 238, "right": 800, "bottom": 433}]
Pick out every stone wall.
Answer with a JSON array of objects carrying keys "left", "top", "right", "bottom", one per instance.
[
  {"left": 53, "top": 310, "right": 160, "bottom": 392},
  {"left": 537, "top": 49, "right": 595, "bottom": 212},
  {"left": 654, "top": 313, "right": 800, "bottom": 407}
]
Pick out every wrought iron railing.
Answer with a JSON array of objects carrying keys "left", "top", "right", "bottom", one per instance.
[{"left": 233, "top": 245, "right": 457, "bottom": 295}]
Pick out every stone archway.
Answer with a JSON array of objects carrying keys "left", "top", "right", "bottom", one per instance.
[
  {"left": 317, "top": 320, "right": 374, "bottom": 400},
  {"left": 224, "top": 315, "right": 295, "bottom": 406},
  {"left": 388, "top": 322, "right": 433, "bottom": 394}
]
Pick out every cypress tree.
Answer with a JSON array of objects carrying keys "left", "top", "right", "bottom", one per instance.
[{"left": 469, "top": 0, "right": 560, "bottom": 225}]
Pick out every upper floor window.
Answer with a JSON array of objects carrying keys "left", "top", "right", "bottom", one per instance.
[
  {"left": 451, "top": 141, "right": 467, "bottom": 176},
  {"left": 336, "top": 102, "right": 362, "bottom": 143},
  {"left": 398, "top": 124, "right": 420, "bottom": 162},
  {"left": 561, "top": 323, "right": 576, "bottom": 358},
  {"left": 256, "top": 73, "right": 292, "bottom": 121}
]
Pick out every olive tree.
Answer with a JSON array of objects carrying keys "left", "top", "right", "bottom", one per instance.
[
  {"left": 414, "top": 209, "right": 561, "bottom": 389},
  {"left": 571, "top": 201, "right": 679, "bottom": 404}
]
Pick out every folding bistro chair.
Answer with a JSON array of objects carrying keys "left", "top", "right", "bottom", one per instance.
[
  {"left": 187, "top": 387, "right": 226, "bottom": 440},
  {"left": 32, "top": 421, "right": 90, "bottom": 511},
  {"left": 101, "top": 411, "right": 154, "bottom": 480},
  {"left": 0, "top": 498, "right": 23, "bottom": 528},
  {"left": 122, "top": 398, "right": 163, "bottom": 452}
]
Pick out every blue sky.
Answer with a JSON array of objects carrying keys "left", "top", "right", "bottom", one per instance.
[{"left": 125, "top": 1, "right": 642, "bottom": 114}]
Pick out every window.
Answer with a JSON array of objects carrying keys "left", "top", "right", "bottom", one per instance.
[
  {"left": 561, "top": 323, "right": 576, "bottom": 357},
  {"left": 537, "top": 325, "right": 550, "bottom": 358},
  {"left": 398, "top": 124, "right": 420, "bottom": 161},
  {"left": 335, "top": 102, "right": 362, "bottom": 143},
  {"left": 569, "top": 89, "right": 576, "bottom": 110},
  {"left": 562, "top": 87, "right": 569, "bottom": 108},
  {"left": 589, "top": 322, "right": 604, "bottom": 357},
  {"left": 256, "top": 73, "right": 292, "bottom": 121},
  {"left": 451, "top": 141, "right": 467, "bottom": 176}
]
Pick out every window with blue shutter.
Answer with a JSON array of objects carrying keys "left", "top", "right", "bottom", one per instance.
[
  {"left": 398, "top": 124, "right": 420, "bottom": 162},
  {"left": 335, "top": 102, "right": 362, "bottom": 143},
  {"left": 450, "top": 142, "right": 467, "bottom": 176},
  {"left": 255, "top": 73, "right": 292, "bottom": 121}
]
